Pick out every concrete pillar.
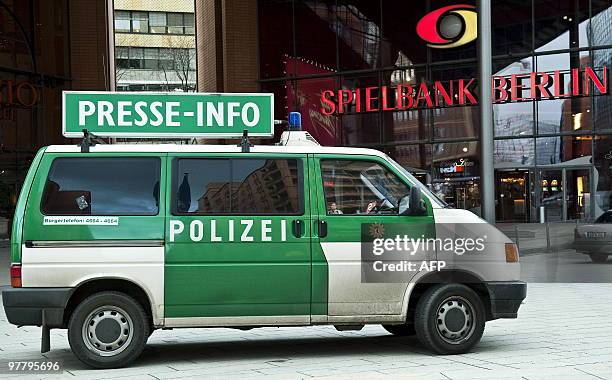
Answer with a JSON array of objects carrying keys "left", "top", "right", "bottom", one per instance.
[{"left": 478, "top": 0, "right": 495, "bottom": 223}]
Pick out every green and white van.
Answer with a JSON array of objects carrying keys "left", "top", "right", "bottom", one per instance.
[{"left": 2, "top": 131, "right": 526, "bottom": 368}]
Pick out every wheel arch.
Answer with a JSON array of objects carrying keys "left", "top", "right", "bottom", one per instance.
[
  {"left": 403, "top": 270, "right": 493, "bottom": 323},
  {"left": 63, "top": 277, "right": 155, "bottom": 329}
]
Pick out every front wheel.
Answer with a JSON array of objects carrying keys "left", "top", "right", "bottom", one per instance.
[
  {"left": 414, "top": 284, "right": 485, "bottom": 355},
  {"left": 68, "top": 291, "right": 149, "bottom": 368},
  {"left": 589, "top": 253, "right": 609, "bottom": 263}
]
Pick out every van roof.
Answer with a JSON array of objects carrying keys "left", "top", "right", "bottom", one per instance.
[{"left": 44, "top": 144, "right": 388, "bottom": 157}]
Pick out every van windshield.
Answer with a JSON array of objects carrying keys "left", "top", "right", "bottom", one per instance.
[{"left": 383, "top": 153, "right": 448, "bottom": 208}]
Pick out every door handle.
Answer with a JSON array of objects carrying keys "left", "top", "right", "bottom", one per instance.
[
  {"left": 319, "top": 220, "right": 328, "bottom": 238},
  {"left": 292, "top": 220, "right": 303, "bottom": 238}
]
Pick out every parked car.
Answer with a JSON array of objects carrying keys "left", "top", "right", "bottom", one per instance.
[{"left": 573, "top": 211, "right": 612, "bottom": 263}]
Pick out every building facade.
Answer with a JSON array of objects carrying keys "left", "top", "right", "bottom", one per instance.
[
  {"left": 0, "top": 0, "right": 110, "bottom": 236},
  {"left": 114, "top": 0, "right": 196, "bottom": 92},
  {"left": 197, "top": 0, "right": 612, "bottom": 223}
]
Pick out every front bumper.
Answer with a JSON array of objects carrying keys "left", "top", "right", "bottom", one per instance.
[
  {"left": 485, "top": 281, "right": 527, "bottom": 319},
  {"left": 2, "top": 287, "right": 72, "bottom": 328}
]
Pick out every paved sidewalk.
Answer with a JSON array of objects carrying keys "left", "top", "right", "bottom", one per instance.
[{"left": 1, "top": 283, "right": 612, "bottom": 379}]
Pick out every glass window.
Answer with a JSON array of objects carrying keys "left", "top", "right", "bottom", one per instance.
[
  {"left": 144, "top": 48, "right": 159, "bottom": 69},
  {"left": 184, "top": 14, "right": 195, "bottom": 34},
  {"left": 494, "top": 102, "right": 534, "bottom": 137},
  {"left": 149, "top": 12, "right": 167, "bottom": 34},
  {"left": 159, "top": 48, "right": 174, "bottom": 70},
  {"left": 534, "top": 0, "right": 589, "bottom": 51},
  {"left": 381, "top": 0, "right": 426, "bottom": 65},
  {"left": 231, "top": 159, "right": 302, "bottom": 214},
  {"left": 131, "top": 11, "right": 149, "bottom": 33},
  {"left": 433, "top": 142, "right": 480, "bottom": 211},
  {"left": 189, "top": 49, "right": 197, "bottom": 70},
  {"left": 493, "top": 57, "right": 535, "bottom": 137},
  {"left": 594, "top": 135, "right": 612, "bottom": 214},
  {"left": 386, "top": 144, "right": 433, "bottom": 178},
  {"left": 492, "top": 0, "right": 532, "bottom": 55},
  {"left": 114, "top": 11, "right": 131, "bottom": 32},
  {"left": 129, "top": 47, "right": 144, "bottom": 69},
  {"left": 494, "top": 138, "right": 535, "bottom": 167},
  {"left": 320, "top": 159, "right": 410, "bottom": 215},
  {"left": 116, "top": 47, "right": 130, "bottom": 69},
  {"left": 337, "top": 0, "right": 382, "bottom": 70},
  {"left": 167, "top": 13, "right": 184, "bottom": 34},
  {"left": 294, "top": 0, "right": 338, "bottom": 71},
  {"left": 42, "top": 158, "right": 161, "bottom": 216},
  {"left": 591, "top": 1, "right": 611, "bottom": 47},
  {"left": 176, "top": 159, "right": 230, "bottom": 213},
  {"left": 384, "top": 109, "right": 430, "bottom": 143},
  {"left": 175, "top": 158, "right": 303, "bottom": 215},
  {"left": 288, "top": 77, "right": 340, "bottom": 146},
  {"left": 433, "top": 106, "right": 480, "bottom": 140},
  {"left": 259, "top": 0, "right": 294, "bottom": 78},
  {"left": 595, "top": 211, "right": 612, "bottom": 223},
  {"left": 536, "top": 136, "right": 592, "bottom": 165},
  {"left": 339, "top": 73, "right": 382, "bottom": 145}
]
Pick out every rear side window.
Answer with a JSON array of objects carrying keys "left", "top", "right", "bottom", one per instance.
[
  {"left": 174, "top": 158, "right": 303, "bottom": 215},
  {"left": 41, "top": 157, "right": 161, "bottom": 216},
  {"left": 596, "top": 212, "right": 612, "bottom": 223}
]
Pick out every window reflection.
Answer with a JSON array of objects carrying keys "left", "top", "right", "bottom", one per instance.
[
  {"left": 337, "top": 0, "right": 382, "bottom": 70},
  {"left": 494, "top": 138, "right": 535, "bottom": 167},
  {"left": 534, "top": 0, "right": 589, "bottom": 51},
  {"left": 536, "top": 136, "right": 592, "bottom": 165},
  {"left": 492, "top": 0, "right": 533, "bottom": 55},
  {"left": 591, "top": 2, "right": 612, "bottom": 47}
]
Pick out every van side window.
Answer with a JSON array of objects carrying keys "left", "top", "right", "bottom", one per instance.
[
  {"left": 174, "top": 158, "right": 303, "bottom": 215},
  {"left": 41, "top": 157, "right": 161, "bottom": 216},
  {"left": 320, "top": 159, "right": 410, "bottom": 215}
]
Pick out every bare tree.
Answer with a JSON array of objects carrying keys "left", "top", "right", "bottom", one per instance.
[
  {"left": 114, "top": 33, "right": 139, "bottom": 90},
  {"left": 161, "top": 36, "right": 196, "bottom": 92}
]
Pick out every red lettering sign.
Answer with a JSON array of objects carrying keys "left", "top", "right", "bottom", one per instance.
[{"left": 320, "top": 66, "right": 609, "bottom": 115}]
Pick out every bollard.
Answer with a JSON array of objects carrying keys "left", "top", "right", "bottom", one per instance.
[
  {"left": 514, "top": 224, "right": 520, "bottom": 251},
  {"left": 546, "top": 222, "right": 551, "bottom": 253}
]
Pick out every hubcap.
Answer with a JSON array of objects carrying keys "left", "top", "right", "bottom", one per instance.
[
  {"left": 82, "top": 306, "right": 133, "bottom": 357},
  {"left": 436, "top": 296, "right": 475, "bottom": 344}
]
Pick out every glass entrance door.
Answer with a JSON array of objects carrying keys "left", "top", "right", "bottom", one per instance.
[
  {"left": 566, "top": 169, "right": 591, "bottom": 221},
  {"left": 538, "top": 168, "right": 592, "bottom": 222},
  {"left": 496, "top": 171, "right": 530, "bottom": 222},
  {"left": 539, "top": 170, "right": 564, "bottom": 222}
]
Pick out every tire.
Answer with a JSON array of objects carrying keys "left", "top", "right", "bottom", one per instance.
[
  {"left": 589, "top": 253, "right": 609, "bottom": 263},
  {"left": 68, "top": 291, "right": 150, "bottom": 369},
  {"left": 414, "top": 284, "right": 485, "bottom": 355},
  {"left": 383, "top": 324, "right": 416, "bottom": 336}
]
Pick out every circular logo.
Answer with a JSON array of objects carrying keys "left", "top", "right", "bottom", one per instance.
[{"left": 416, "top": 5, "right": 477, "bottom": 49}]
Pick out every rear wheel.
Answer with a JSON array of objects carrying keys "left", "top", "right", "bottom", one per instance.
[
  {"left": 68, "top": 291, "right": 149, "bottom": 369},
  {"left": 414, "top": 284, "right": 485, "bottom": 355},
  {"left": 383, "top": 324, "right": 416, "bottom": 336},
  {"left": 589, "top": 253, "right": 609, "bottom": 263}
]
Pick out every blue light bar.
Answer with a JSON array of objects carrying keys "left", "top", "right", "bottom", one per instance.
[{"left": 289, "top": 112, "right": 302, "bottom": 131}]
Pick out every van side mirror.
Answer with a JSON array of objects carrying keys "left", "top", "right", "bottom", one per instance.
[{"left": 399, "top": 187, "right": 427, "bottom": 216}]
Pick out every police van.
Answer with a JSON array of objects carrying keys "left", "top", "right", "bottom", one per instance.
[{"left": 2, "top": 96, "right": 526, "bottom": 368}]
